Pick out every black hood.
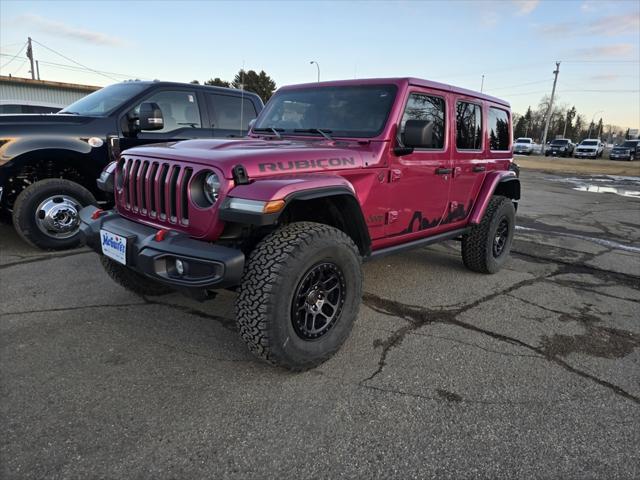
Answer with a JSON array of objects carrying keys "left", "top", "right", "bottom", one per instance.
[{"left": 0, "top": 113, "right": 96, "bottom": 126}]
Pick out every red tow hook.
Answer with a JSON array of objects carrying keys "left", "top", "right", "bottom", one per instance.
[
  {"left": 154, "top": 228, "right": 170, "bottom": 242},
  {"left": 90, "top": 209, "right": 105, "bottom": 220}
]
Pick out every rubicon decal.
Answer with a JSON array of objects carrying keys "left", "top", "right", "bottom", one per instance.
[{"left": 258, "top": 157, "right": 356, "bottom": 172}]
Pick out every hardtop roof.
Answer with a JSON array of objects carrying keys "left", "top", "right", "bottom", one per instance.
[{"left": 278, "top": 77, "right": 510, "bottom": 108}]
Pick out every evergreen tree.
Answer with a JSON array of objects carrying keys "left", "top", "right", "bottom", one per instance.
[
  {"left": 232, "top": 69, "right": 276, "bottom": 102},
  {"left": 205, "top": 77, "right": 231, "bottom": 88}
]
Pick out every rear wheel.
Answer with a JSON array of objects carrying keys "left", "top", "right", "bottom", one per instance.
[
  {"left": 12, "top": 178, "right": 96, "bottom": 250},
  {"left": 236, "top": 222, "right": 362, "bottom": 370},
  {"left": 100, "top": 256, "right": 173, "bottom": 296},
  {"left": 461, "top": 196, "right": 515, "bottom": 274}
]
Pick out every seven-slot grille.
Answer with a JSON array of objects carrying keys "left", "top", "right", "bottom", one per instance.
[{"left": 119, "top": 157, "right": 193, "bottom": 225}]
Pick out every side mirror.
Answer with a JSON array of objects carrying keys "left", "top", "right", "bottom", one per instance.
[
  {"left": 248, "top": 119, "right": 256, "bottom": 131},
  {"left": 138, "top": 102, "right": 164, "bottom": 131},
  {"left": 404, "top": 120, "right": 434, "bottom": 149}
]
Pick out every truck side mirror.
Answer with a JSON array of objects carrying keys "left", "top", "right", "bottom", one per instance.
[
  {"left": 403, "top": 120, "right": 434, "bottom": 149},
  {"left": 248, "top": 118, "right": 256, "bottom": 132},
  {"left": 138, "top": 102, "right": 164, "bottom": 131}
]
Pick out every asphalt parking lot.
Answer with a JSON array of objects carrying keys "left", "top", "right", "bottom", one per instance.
[{"left": 1, "top": 169, "right": 639, "bottom": 479}]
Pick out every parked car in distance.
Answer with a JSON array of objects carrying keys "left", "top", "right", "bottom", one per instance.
[
  {"left": 574, "top": 139, "right": 604, "bottom": 158},
  {"left": 609, "top": 139, "right": 640, "bottom": 161},
  {"left": 79, "top": 77, "right": 520, "bottom": 370},
  {"left": 545, "top": 138, "right": 574, "bottom": 157},
  {"left": 513, "top": 137, "right": 535, "bottom": 155},
  {"left": 0, "top": 80, "right": 263, "bottom": 250}
]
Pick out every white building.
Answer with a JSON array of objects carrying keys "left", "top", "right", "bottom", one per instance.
[{"left": 0, "top": 75, "right": 99, "bottom": 113}]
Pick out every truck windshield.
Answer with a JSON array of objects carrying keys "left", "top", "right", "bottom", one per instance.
[
  {"left": 254, "top": 85, "right": 397, "bottom": 138},
  {"left": 551, "top": 140, "right": 569, "bottom": 145},
  {"left": 515, "top": 139, "right": 531, "bottom": 143},
  {"left": 581, "top": 140, "right": 598, "bottom": 146},
  {"left": 59, "top": 83, "right": 147, "bottom": 116}
]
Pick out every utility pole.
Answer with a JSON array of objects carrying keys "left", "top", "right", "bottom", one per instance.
[
  {"left": 26, "top": 37, "right": 35, "bottom": 79},
  {"left": 36, "top": 60, "right": 40, "bottom": 80},
  {"left": 541, "top": 61, "right": 560, "bottom": 147},
  {"left": 310, "top": 61, "right": 320, "bottom": 82}
]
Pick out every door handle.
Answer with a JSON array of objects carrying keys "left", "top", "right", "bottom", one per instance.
[
  {"left": 435, "top": 168, "right": 452, "bottom": 175},
  {"left": 472, "top": 166, "right": 486, "bottom": 172}
]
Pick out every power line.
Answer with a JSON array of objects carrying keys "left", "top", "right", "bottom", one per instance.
[
  {"left": 0, "top": 53, "right": 143, "bottom": 79},
  {"left": 30, "top": 38, "right": 120, "bottom": 81},
  {"left": 487, "top": 79, "right": 551, "bottom": 91},
  {"left": 0, "top": 41, "right": 28, "bottom": 70}
]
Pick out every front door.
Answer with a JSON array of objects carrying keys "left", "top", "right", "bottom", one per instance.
[
  {"left": 119, "top": 89, "right": 209, "bottom": 152},
  {"left": 386, "top": 90, "right": 451, "bottom": 237}
]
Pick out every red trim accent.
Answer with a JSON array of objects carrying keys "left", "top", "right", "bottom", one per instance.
[
  {"left": 90, "top": 209, "right": 104, "bottom": 220},
  {"left": 154, "top": 229, "right": 169, "bottom": 242}
]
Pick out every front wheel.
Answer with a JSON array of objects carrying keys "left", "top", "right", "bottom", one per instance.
[
  {"left": 461, "top": 196, "right": 515, "bottom": 274},
  {"left": 236, "top": 222, "right": 362, "bottom": 370},
  {"left": 12, "top": 178, "right": 96, "bottom": 250}
]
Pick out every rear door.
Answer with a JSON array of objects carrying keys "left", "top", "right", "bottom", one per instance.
[
  {"left": 204, "top": 93, "right": 259, "bottom": 138},
  {"left": 447, "top": 98, "right": 486, "bottom": 226},
  {"left": 386, "top": 88, "right": 451, "bottom": 237}
]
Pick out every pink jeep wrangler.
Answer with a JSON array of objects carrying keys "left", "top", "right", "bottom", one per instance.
[{"left": 80, "top": 78, "right": 520, "bottom": 370}]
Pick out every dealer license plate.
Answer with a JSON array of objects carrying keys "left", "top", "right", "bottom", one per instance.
[{"left": 100, "top": 229, "right": 127, "bottom": 265}]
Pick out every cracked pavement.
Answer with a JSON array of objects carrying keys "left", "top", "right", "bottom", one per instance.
[{"left": 1, "top": 170, "right": 639, "bottom": 479}]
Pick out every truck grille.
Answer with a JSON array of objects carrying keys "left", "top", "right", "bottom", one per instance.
[{"left": 118, "top": 157, "right": 193, "bottom": 225}]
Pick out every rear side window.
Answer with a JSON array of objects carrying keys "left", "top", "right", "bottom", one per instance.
[
  {"left": 206, "top": 94, "right": 257, "bottom": 132},
  {"left": 399, "top": 93, "right": 446, "bottom": 149},
  {"left": 489, "top": 107, "right": 510, "bottom": 151},
  {"left": 456, "top": 102, "right": 482, "bottom": 150}
]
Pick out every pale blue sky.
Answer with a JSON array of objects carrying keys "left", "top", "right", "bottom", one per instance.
[{"left": 1, "top": 0, "right": 638, "bottom": 127}]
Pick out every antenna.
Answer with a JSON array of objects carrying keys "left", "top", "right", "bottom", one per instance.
[{"left": 239, "top": 60, "right": 245, "bottom": 137}]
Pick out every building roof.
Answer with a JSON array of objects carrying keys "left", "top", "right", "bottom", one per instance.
[{"left": 0, "top": 75, "right": 100, "bottom": 92}]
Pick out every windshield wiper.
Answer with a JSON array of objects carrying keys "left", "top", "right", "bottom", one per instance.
[
  {"left": 294, "top": 128, "right": 333, "bottom": 140},
  {"left": 60, "top": 111, "right": 80, "bottom": 115},
  {"left": 252, "top": 127, "right": 284, "bottom": 139}
]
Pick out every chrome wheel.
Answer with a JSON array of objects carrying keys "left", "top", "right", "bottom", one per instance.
[{"left": 35, "top": 195, "right": 81, "bottom": 239}]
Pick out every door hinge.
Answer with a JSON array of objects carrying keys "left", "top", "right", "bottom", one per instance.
[
  {"left": 389, "top": 169, "right": 402, "bottom": 182},
  {"left": 387, "top": 210, "right": 399, "bottom": 223}
]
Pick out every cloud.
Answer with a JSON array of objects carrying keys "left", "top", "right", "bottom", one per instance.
[
  {"left": 17, "top": 14, "right": 126, "bottom": 47},
  {"left": 589, "top": 74, "right": 620, "bottom": 82},
  {"left": 571, "top": 43, "right": 635, "bottom": 58},
  {"left": 539, "top": 12, "right": 640, "bottom": 37},
  {"left": 513, "top": 0, "right": 540, "bottom": 16}
]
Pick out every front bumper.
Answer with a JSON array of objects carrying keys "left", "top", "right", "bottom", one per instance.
[
  {"left": 575, "top": 151, "right": 598, "bottom": 158},
  {"left": 610, "top": 152, "right": 631, "bottom": 159},
  {"left": 79, "top": 206, "right": 245, "bottom": 291}
]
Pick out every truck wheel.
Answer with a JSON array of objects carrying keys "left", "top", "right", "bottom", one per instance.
[
  {"left": 461, "top": 196, "right": 515, "bottom": 274},
  {"left": 12, "top": 179, "right": 96, "bottom": 250},
  {"left": 236, "top": 222, "right": 362, "bottom": 370},
  {"left": 100, "top": 256, "right": 173, "bottom": 296}
]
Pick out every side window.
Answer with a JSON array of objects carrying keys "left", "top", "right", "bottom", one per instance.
[
  {"left": 134, "top": 90, "right": 201, "bottom": 133},
  {"left": 206, "top": 94, "right": 257, "bottom": 132},
  {"left": 489, "top": 107, "right": 510, "bottom": 151},
  {"left": 399, "top": 93, "right": 445, "bottom": 149},
  {"left": 456, "top": 101, "right": 482, "bottom": 150}
]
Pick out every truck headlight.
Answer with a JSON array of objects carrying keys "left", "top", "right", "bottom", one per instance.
[{"left": 204, "top": 172, "right": 221, "bottom": 204}]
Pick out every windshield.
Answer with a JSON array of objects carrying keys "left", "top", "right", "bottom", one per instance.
[
  {"left": 581, "top": 140, "right": 598, "bottom": 146},
  {"left": 254, "top": 85, "right": 397, "bottom": 138},
  {"left": 551, "top": 139, "right": 569, "bottom": 145},
  {"left": 60, "top": 83, "right": 147, "bottom": 116},
  {"left": 621, "top": 140, "right": 639, "bottom": 148},
  {"left": 515, "top": 138, "right": 531, "bottom": 143}
]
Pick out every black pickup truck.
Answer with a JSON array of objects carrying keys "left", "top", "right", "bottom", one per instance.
[{"left": 0, "top": 81, "right": 263, "bottom": 249}]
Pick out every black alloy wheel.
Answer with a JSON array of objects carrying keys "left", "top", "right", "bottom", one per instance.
[{"left": 291, "top": 262, "right": 346, "bottom": 340}]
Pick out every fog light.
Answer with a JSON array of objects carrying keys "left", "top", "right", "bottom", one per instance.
[{"left": 175, "top": 258, "right": 185, "bottom": 275}]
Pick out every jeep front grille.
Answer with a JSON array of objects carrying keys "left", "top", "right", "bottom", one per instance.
[{"left": 119, "top": 157, "right": 193, "bottom": 225}]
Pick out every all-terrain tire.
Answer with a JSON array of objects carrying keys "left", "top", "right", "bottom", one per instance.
[
  {"left": 461, "top": 195, "right": 515, "bottom": 274},
  {"left": 12, "top": 178, "right": 96, "bottom": 250},
  {"left": 235, "top": 222, "right": 362, "bottom": 370},
  {"left": 100, "top": 256, "right": 173, "bottom": 296}
]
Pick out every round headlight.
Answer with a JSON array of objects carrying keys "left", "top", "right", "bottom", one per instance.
[{"left": 204, "top": 172, "right": 221, "bottom": 204}]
